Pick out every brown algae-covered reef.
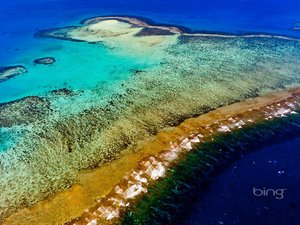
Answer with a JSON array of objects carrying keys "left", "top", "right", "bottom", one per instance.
[
  {"left": 2, "top": 16, "right": 300, "bottom": 224},
  {"left": 70, "top": 89, "right": 299, "bottom": 225},
  {"left": 4, "top": 88, "right": 300, "bottom": 225}
]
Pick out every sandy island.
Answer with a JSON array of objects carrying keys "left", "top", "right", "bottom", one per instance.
[{"left": 38, "top": 16, "right": 300, "bottom": 44}]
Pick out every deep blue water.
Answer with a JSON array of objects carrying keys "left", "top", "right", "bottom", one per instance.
[
  {"left": 1, "top": 0, "right": 300, "bottom": 65},
  {"left": 184, "top": 136, "right": 300, "bottom": 225}
]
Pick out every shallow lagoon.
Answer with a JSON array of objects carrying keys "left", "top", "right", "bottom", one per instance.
[{"left": 0, "top": 39, "right": 155, "bottom": 103}]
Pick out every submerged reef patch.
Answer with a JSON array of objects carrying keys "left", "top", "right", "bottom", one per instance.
[
  {"left": 33, "top": 57, "right": 56, "bottom": 65},
  {"left": 135, "top": 27, "right": 175, "bottom": 37},
  {"left": 0, "top": 65, "right": 27, "bottom": 82},
  {"left": 3, "top": 16, "right": 300, "bottom": 224},
  {"left": 2, "top": 87, "right": 300, "bottom": 225},
  {"left": 0, "top": 96, "right": 50, "bottom": 127},
  {"left": 50, "top": 88, "right": 75, "bottom": 96}
]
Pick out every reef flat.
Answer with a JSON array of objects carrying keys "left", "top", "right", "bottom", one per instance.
[
  {"left": 123, "top": 107, "right": 300, "bottom": 225},
  {"left": 68, "top": 88, "right": 300, "bottom": 225},
  {"left": 0, "top": 96, "right": 50, "bottom": 127},
  {"left": 2, "top": 16, "right": 300, "bottom": 224},
  {"left": 3, "top": 88, "right": 300, "bottom": 225},
  {"left": 0, "top": 66, "right": 27, "bottom": 82}
]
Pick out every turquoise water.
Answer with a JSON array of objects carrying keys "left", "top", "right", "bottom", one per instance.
[
  {"left": 0, "top": 39, "right": 155, "bottom": 103},
  {"left": 1, "top": 0, "right": 300, "bottom": 104},
  {"left": 1, "top": 0, "right": 300, "bottom": 103},
  {"left": 0, "top": 34, "right": 160, "bottom": 152}
]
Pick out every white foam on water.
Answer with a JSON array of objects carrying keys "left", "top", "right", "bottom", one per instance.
[
  {"left": 163, "top": 149, "right": 179, "bottom": 162},
  {"left": 217, "top": 125, "right": 231, "bottom": 132},
  {"left": 76, "top": 96, "right": 300, "bottom": 223},
  {"left": 123, "top": 183, "right": 147, "bottom": 199},
  {"left": 272, "top": 108, "right": 291, "bottom": 117},
  {"left": 180, "top": 138, "right": 193, "bottom": 150},
  {"left": 108, "top": 197, "right": 126, "bottom": 207},
  {"left": 87, "top": 219, "right": 98, "bottom": 225},
  {"left": 145, "top": 162, "right": 166, "bottom": 180},
  {"left": 132, "top": 171, "right": 148, "bottom": 184},
  {"left": 97, "top": 206, "right": 120, "bottom": 220}
]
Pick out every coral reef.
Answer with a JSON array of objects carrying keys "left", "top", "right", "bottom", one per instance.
[
  {"left": 68, "top": 90, "right": 300, "bottom": 225},
  {"left": 0, "top": 65, "right": 27, "bottom": 82},
  {"left": 50, "top": 88, "right": 74, "bottom": 96},
  {"left": 3, "top": 88, "right": 300, "bottom": 225},
  {"left": 123, "top": 113, "right": 300, "bottom": 225},
  {"left": 0, "top": 96, "right": 50, "bottom": 127},
  {"left": 33, "top": 57, "right": 56, "bottom": 65},
  {"left": 2, "top": 16, "right": 300, "bottom": 224}
]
